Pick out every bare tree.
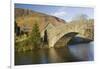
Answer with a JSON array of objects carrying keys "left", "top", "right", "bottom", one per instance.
[{"left": 72, "top": 14, "right": 88, "bottom": 23}]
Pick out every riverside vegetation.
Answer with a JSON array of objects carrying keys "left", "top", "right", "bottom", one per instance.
[{"left": 15, "top": 22, "right": 42, "bottom": 52}]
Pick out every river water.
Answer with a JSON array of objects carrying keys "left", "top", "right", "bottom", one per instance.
[{"left": 15, "top": 41, "right": 94, "bottom": 65}]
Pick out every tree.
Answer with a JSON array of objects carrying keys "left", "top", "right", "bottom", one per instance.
[
  {"left": 72, "top": 14, "right": 88, "bottom": 23},
  {"left": 15, "top": 21, "right": 20, "bottom": 36},
  {"left": 88, "top": 19, "right": 94, "bottom": 23},
  {"left": 30, "top": 22, "right": 41, "bottom": 48}
]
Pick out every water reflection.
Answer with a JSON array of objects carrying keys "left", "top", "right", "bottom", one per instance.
[
  {"left": 48, "top": 48, "right": 62, "bottom": 62},
  {"left": 68, "top": 42, "right": 94, "bottom": 61},
  {"left": 15, "top": 42, "right": 94, "bottom": 65}
]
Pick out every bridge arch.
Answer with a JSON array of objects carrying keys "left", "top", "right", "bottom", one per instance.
[{"left": 53, "top": 32, "right": 78, "bottom": 48}]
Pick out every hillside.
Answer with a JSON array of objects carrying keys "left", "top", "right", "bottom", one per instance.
[{"left": 15, "top": 8, "right": 66, "bottom": 33}]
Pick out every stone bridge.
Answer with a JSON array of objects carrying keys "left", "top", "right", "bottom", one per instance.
[{"left": 41, "top": 22, "right": 94, "bottom": 48}]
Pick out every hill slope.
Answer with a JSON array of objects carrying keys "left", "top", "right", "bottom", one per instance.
[{"left": 15, "top": 8, "right": 66, "bottom": 32}]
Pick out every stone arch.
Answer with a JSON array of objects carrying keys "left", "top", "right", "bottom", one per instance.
[{"left": 53, "top": 32, "right": 78, "bottom": 48}]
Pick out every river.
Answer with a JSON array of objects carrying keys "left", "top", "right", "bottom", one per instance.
[{"left": 15, "top": 41, "right": 94, "bottom": 65}]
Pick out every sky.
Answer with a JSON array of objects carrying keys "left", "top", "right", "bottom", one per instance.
[{"left": 15, "top": 3, "right": 94, "bottom": 22}]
